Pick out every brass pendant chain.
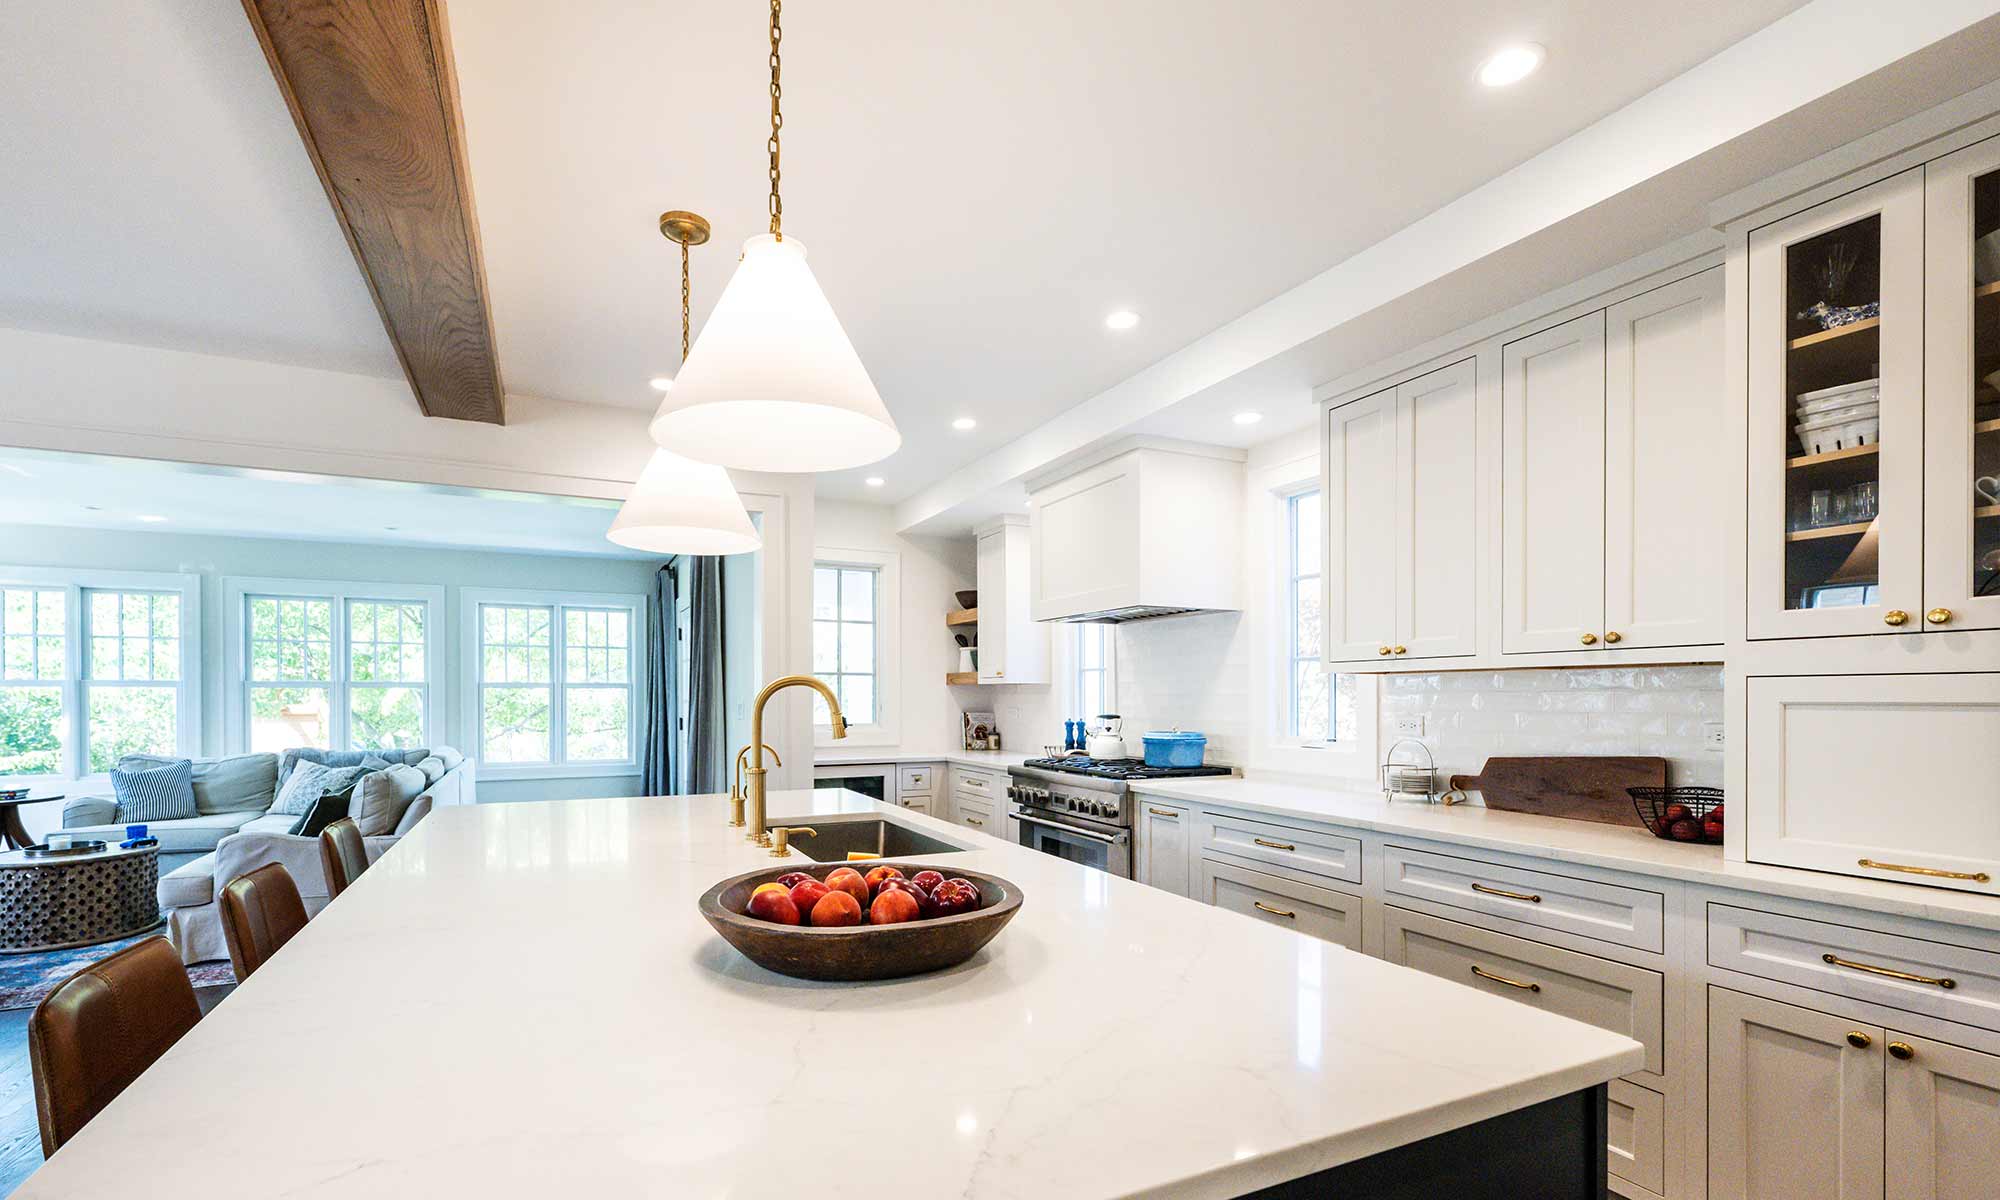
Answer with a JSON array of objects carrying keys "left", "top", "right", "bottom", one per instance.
[
  {"left": 680, "top": 236, "right": 691, "bottom": 363},
  {"left": 767, "top": 0, "right": 783, "bottom": 240}
]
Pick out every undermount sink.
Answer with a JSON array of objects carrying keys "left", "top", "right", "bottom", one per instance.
[{"left": 764, "top": 813, "right": 968, "bottom": 862}]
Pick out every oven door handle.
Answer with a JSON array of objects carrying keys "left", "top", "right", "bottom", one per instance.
[{"left": 1015, "top": 812, "right": 1129, "bottom": 845}]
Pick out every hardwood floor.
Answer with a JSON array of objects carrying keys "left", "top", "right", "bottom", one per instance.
[{"left": 0, "top": 986, "right": 231, "bottom": 1197}]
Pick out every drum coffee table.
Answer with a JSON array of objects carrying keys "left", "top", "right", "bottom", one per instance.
[{"left": 0, "top": 842, "right": 163, "bottom": 954}]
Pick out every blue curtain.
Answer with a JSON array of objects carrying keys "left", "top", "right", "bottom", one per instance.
[
  {"left": 684, "top": 557, "right": 729, "bottom": 795},
  {"left": 643, "top": 564, "right": 677, "bottom": 796}
]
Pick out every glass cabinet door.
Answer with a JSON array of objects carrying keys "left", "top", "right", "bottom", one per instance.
[
  {"left": 1748, "top": 168, "right": 1925, "bottom": 639},
  {"left": 1924, "top": 136, "right": 2000, "bottom": 631}
]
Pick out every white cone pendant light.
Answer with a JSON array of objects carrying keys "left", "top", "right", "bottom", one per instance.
[
  {"left": 608, "top": 447, "right": 761, "bottom": 556},
  {"left": 649, "top": 234, "right": 898, "bottom": 472},
  {"left": 646, "top": 0, "right": 899, "bottom": 474}
]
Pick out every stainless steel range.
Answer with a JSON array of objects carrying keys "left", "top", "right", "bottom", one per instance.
[{"left": 1007, "top": 756, "right": 1234, "bottom": 878}]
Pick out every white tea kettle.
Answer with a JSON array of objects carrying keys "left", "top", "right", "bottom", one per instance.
[{"left": 1085, "top": 714, "right": 1127, "bottom": 761}]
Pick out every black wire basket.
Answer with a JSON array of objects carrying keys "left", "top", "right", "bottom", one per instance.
[{"left": 1628, "top": 786, "right": 1725, "bottom": 844}]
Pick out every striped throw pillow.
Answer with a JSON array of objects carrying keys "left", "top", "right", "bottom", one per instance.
[{"left": 110, "top": 759, "right": 198, "bottom": 823}]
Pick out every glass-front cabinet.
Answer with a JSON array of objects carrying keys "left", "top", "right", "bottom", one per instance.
[{"left": 1924, "top": 137, "right": 2000, "bottom": 632}]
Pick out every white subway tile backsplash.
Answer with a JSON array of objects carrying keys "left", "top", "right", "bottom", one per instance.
[{"left": 1111, "top": 611, "right": 1250, "bottom": 764}]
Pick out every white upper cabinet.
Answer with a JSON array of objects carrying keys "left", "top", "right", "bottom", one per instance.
[
  {"left": 1604, "top": 270, "right": 1726, "bottom": 649},
  {"left": 1747, "top": 168, "right": 1926, "bottom": 639},
  {"left": 975, "top": 516, "right": 1048, "bottom": 685},
  {"left": 1503, "top": 311, "right": 1608, "bottom": 653},
  {"left": 1322, "top": 359, "right": 1476, "bottom": 665}
]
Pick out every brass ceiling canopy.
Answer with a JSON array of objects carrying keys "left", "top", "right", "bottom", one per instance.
[{"left": 657, "top": 210, "right": 712, "bottom": 247}]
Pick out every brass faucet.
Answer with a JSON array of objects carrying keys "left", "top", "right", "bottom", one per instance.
[
  {"left": 770, "top": 825, "right": 817, "bottom": 858},
  {"left": 748, "top": 674, "right": 847, "bottom": 845},
  {"left": 730, "top": 742, "right": 783, "bottom": 827}
]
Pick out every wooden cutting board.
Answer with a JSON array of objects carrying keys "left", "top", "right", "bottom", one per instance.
[{"left": 1447, "top": 756, "right": 1666, "bottom": 828}]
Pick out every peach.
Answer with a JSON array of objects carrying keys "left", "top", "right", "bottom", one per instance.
[
  {"left": 863, "top": 865, "right": 905, "bottom": 896},
  {"left": 789, "top": 880, "right": 831, "bottom": 923},
  {"left": 810, "top": 890, "right": 864, "bottom": 927},
  {"left": 747, "top": 887, "right": 801, "bottom": 925},
  {"left": 869, "top": 887, "right": 921, "bottom": 925},
  {"left": 825, "top": 867, "right": 870, "bottom": 908}
]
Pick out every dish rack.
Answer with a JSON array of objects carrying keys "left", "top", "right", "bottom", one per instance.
[
  {"left": 1628, "top": 786, "right": 1725, "bottom": 844},
  {"left": 1379, "top": 739, "right": 1447, "bottom": 804}
]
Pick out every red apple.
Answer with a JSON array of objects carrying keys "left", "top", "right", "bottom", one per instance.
[
  {"left": 943, "top": 877, "right": 982, "bottom": 904},
  {"left": 910, "top": 870, "right": 946, "bottom": 893},
  {"left": 1706, "top": 804, "right": 1725, "bottom": 823},
  {"left": 1662, "top": 803, "right": 1691, "bottom": 823},
  {"left": 869, "top": 888, "right": 921, "bottom": 925},
  {"left": 776, "top": 871, "right": 812, "bottom": 890},
  {"left": 747, "top": 886, "right": 801, "bottom": 925},
  {"left": 810, "top": 890, "right": 864, "bottom": 927},
  {"left": 789, "top": 880, "right": 831, "bottom": 922},
  {"left": 1668, "top": 818, "right": 1702, "bottom": 841},
  {"left": 880, "top": 876, "right": 935, "bottom": 916},
  {"left": 825, "top": 867, "right": 870, "bottom": 909},
  {"left": 930, "top": 880, "right": 979, "bottom": 917},
  {"left": 863, "top": 865, "right": 906, "bottom": 897},
  {"left": 1702, "top": 820, "right": 1724, "bottom": 840}
]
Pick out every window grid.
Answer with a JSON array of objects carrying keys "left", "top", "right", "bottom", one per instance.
[
  {"left": 0, "top": 588, "right": 67, "bottom": 777},
  {"left": 812, "top": 565, "right": 878, "bottom": 725},
  {"left": 562, "top": 608, "right": 631, "bottom": 762},
  {"left": 476, "top": 603, "right": 635, "bottom": 767},
  {"left": 346, "top": 600, "right": 428, "bottom": 751},
  {"left": 83, "top": 590, "right": 182, "bottom": 771},
  {"left": 247, "top": 596, "right": 335, "bottom": 752},
  {"left": 1288, "top": 490, "right": 1333, "bottom": 743},
  {"left": 1074, "top": 623, "right": 1111, "bottom": 721}
]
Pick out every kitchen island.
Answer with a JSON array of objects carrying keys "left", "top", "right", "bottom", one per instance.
[{"left": 18, "top": 790, "right": 1642, "bottom": 1199}]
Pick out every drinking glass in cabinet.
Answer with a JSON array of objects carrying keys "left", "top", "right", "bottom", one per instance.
[{"left": 1969, "top": 170, "right": 2000, "bottom": 602}]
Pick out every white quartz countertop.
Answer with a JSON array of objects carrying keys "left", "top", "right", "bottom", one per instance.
[
  {"left": 813, "top": 747, "right": 1030, "bottom": 770},
  {"left": 21, "top": 790, "right": 1640, "bottom": 1200},
  {"left": 1131, "top": 776, "right": 2000, "bottom": 932}
]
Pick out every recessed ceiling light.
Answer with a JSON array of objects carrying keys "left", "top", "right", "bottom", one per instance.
[
  {"left": 1104, "top": 310, "right": 1140, "bottom": 331},
  {"left": 136, "top": 514, "right": 167, "bottom": 523},
  {"left": 1233, "top": 411, "right": 1264, "bottom": 426},
  {"left": 384, "top": 526, "right": 400, "bottom": 532},
  {"left": 864, "top": 476, "right": 885, "bottom": 488},
  {"left": 952, "top": 417, "right": 977, "bottom": 431},
  {"left": 649, "top": 376, "right": 674, "bottom": 392},
  {"left": 1478, "top": 43, "right": 1544, "bottom": 88}
]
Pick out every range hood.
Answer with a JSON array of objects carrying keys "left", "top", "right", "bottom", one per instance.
[{"left": 1026, "top": 441, "right": 1245, "bottom": 624}]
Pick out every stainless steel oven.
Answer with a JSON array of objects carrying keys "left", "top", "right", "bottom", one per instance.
[
  {"left": 1014, "top": 806, "right": 1131, "bottom": 877},
  {"left": 1007, "top": 765, "right": 1135, "bottom": 878}
]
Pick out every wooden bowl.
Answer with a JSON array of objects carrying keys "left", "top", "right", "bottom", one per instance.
[{"left": 699, "top": 863, "right": 1022, "bottom": 982}]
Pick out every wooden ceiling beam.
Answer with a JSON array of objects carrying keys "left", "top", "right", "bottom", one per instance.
[{"left": 242, "top": 0, "right": 505, "bottom": 423}]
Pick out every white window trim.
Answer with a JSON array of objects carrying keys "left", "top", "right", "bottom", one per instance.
[
  {"left": 810, "top": 547, "right": 899, "bottom": 747},
  {"left": 459, "top": 586, "right": 646, "bottom": 780},
  {"left": 1064, "top": 622, "right": 1118, "bottom": 722},
  {"left": 0, "top": 566, "right": 202, "bottom": 784},
  {"left": 1245, "top": 456, "right": 1378, "bottom": 780},
  {"left": 223, "top": 577, "right": 446, "bottom": 758}
]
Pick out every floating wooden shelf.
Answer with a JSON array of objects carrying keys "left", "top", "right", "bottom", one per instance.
[
  {"left": 1978, "top": 505, "right": 2000, "bottom": 521},
  {"left": 1976, "top": 418, "right": 2000, "bottom": 435},
  {"left": 1788, "top": 317, "right": 1879, "bottom": 352},
  {"left": 946, "top": 607, "right": 978, "bottom": 627},
  {"left": 944, "top": 671, "right": 980, "bottom": 685},
  {"left": 1976, "top": 280, "right": 2000, "bottom": 301},
  {"left": 1787, "top": 520, "right": 1875, "bottom": 542},
  {"left": 1787, "top": 443, "right": 1879, "bottom": 470}
]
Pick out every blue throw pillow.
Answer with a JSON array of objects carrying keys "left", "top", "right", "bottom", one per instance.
[
  {"left": 111, "top": 759, "right": 198, "bottom": 823},
  {"left": 271, "top": 761, "right": 369, "bottom": 817}
]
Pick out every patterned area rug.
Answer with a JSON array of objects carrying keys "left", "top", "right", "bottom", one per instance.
[{"left": 0, "top": 933, "right": 234, "bottom": 1010}]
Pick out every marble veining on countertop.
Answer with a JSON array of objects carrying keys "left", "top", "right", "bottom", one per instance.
[
  {"left": 1130, "top": 775, "right": 2000, "bottom": 932},
  {"left": 18, "top": 789, "right": 1640, "bottom": 1200}
]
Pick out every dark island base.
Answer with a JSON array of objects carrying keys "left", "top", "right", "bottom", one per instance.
[{"left": 1237, "top": 1085, "right": 1607, "bottom": 1200}]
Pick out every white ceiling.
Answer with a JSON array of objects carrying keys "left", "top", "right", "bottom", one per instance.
[{"left": 0, "top": 449, "right": 648, "bottom": 560}]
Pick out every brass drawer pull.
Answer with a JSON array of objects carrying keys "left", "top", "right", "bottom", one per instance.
[
  {"left": 1857, "top": 858, "right": 1991, "bottom": 883},
  {"left": 1252, "top": 901, "right": 1296, "bottom": 919},
  {"left": 1821, "top": 953, "right": 1957, "bottom": 990},
  {"left": 965, "top": 817, "right": 983, "bottom": 827},
  {"left": 1147, "top": 807, "right": 1178, "bottom": 818},
  {"left": 1846, "top": 1031, "right": 1873, "bottom": 1049},
  {"left": 1889, "top": 1042, "right": 1916, "bottom": 1061},
  {"left": 1471, "top": 965, "right": 1541, "bottom": 992},
  {"left": 1252, "top": 837, "right": 1296, "bottom": 851},
  {"left": 1470, "top": 882, "right": 1542, "bottom": 904}
]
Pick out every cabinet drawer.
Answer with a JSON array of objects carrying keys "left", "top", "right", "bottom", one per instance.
[
  {"left": 955, "top": 796, "right": 996, "bottom": 834},
  {"left": 898, "top": 765, "right": 935, "bottom": 795},
  {"left": 1200, "top": 859, "right": 1361, "bottom": 951},
  {"left": 1382, "top": 906, "right": 1664, "bottom": 1079},
  {"left": 1202, "top": 812, "right": 1361, "bottom": 885},
  {"left": 1709, "top": 903, "right": 2000, "bottom": 1033},
  {"left": 1382, "top": 844, "right": 1665, "bottom": 953},
  {"left": 1606, "top": 1079, "right": 1666, "bottom": 1197},
  {"left": 949, "top": 768, "right": 999, "bottom": 799}
]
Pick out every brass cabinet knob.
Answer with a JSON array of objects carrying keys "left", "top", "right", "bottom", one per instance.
[
  {"left": 1927, "top": 608, "right": 1953, "bottom": 625},
  {"left": 1580, "top": 632, "right": 1599, "bottom": 646},
  {"left": 1889, "top": 1041, "right": 1916, "bottom": 1061},
  {"left": 1884, "top": 610, "right": 1910, "bottom": 627},
  {"left": 1392, "top": 645, "right": 1408, "bottom": 655},
  {"left": 1603, "top": 631, "right": 1623, "bottom": 644},
  {"left": 1845, "top": 1031, "right": 1873, "bottom": 1049},
  {"left": 1378, "top": 646, "right": 1392, "bottom": 656}
]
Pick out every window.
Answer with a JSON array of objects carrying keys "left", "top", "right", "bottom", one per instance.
[
  {"left": 812, "top": 564, "right": 878, "bottom": 725},
  {"left": 226, "top": 579, "right": 441, "bottom": 755},
  {"left": 1073, "top": 623, "right": 1113, "bottom": 719},
  {"left": 463, "top": 589, "right": 642, "bottom": 774},
  {"left": 0, "top": 570, "right": 199, "bottom": 781},
  {"left": 1286, "top": 490, "right": 1356, "bottom": 745}
]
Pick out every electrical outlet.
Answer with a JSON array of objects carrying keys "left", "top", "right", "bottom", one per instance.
[
  {"left": 1392, "top": 715, "right": 1426, "bottom": 738},
  {"left": 1703, "top": 722, "right": 1725, "bottom": 752}
]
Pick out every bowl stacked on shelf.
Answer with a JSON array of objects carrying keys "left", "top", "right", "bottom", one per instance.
[{"left": 1793, "top": 378, "right": 1880, "bottom": 455}]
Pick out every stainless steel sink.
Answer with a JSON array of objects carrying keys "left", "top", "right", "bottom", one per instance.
[{"left": 765, "top": 813, "right": 968, "bottom": 862}]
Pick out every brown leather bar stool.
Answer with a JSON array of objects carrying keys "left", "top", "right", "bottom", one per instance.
[
  {"left": 319, "top": 817, "right": 368, "bottom": 900},
  {"left": 28, "top": 936, "right": 201, "bottom": 1155},
  {"left": 219, "top": 862, "right": 309, "bottom": 981}
]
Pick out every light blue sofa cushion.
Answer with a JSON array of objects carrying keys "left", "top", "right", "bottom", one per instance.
[
  {"left": 279, "top": 747, "right": 426, "bottom": 785},
  {"left": 118, "top": 752, "right": 278, "bottom": 815},
  {"left": 272, "top": 761, "right": 368, "bottom": 817},
  {"left": 110, "top": 759, "right": 198, "bottom": 823},
  {"left": 65, "top": 811, "right": 258, "bottom": 856}
]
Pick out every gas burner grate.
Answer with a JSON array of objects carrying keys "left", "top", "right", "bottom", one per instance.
[{"left": 1021, "top": 757, "right": 1233, "bottom": 781}]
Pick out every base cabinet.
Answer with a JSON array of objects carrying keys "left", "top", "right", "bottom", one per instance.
[
  {"left": 1199, "top": 857, "right": 1362, "bottom": 951},
  {"left": 1134, "top": 799, "right": 1192, "bottom": 899},
  {"left": 1885, "top": 1031, "right": 2000, "bottom": 1199}
]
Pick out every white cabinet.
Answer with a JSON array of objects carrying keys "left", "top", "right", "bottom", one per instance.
[
  {"left": 1502, "top": 270, "right": 1725, "bottom": 654},
  {"left": 1745, "top": 673, "right": 2000, "bottom": 895},
  {"left": 1028, "top": 444, "right": 1244, "bottom": 622},
  {"left": 1707, "top": 987, "right": 1885, "bottom": 1200},
  {"left": 974, "top": 516, "right": 1048, "bottom": 684},
  {"left": 1134, "top": 798, "right": 1192, "bottom": 898},
  {"left": 1885, "top": 1030, "right": 2000, "bottom": 1199},
  {"left": 1323, "top": 359, "right": 1476, "bottom": 664},
  {"left": 1199, "top": 858, "right": 1362, "bottom": 950}
]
